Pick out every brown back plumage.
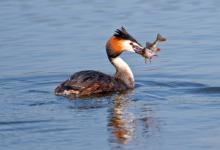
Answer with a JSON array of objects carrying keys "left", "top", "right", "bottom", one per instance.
[{"left": 55, "top": 70, "right": 127, "bottom": 97}]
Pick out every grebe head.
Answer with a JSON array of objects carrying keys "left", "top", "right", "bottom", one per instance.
[{"left": 106, "top": 27, "right": 144, "bottom": 58}]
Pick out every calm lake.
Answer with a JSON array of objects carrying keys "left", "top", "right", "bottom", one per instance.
[{"left": 1, "top": 0, "right": 220, "bottom": 150}]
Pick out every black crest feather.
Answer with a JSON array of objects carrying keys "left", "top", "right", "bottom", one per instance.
[{"left": 114, "top": 27, "right": 139, "bottom": 44}]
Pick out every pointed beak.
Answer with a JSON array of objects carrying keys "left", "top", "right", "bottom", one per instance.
[
  {"left": 131, "top": 43, "right": 145, "bottom": 56},
  {"left": 134, "top": 46, "right": 145, "bottom": 55}
]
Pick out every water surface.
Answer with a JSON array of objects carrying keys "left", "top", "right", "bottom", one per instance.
[{"left": 1, "top": 0, "right": 220, "bottom": 150}]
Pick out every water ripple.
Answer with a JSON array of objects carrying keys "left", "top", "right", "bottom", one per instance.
[
  {"left": 28, "top": 101, "right": 58, "bottom": 106},
  {"left": 138, "top": 80, "right": 206, "bottom": 88},
  {"left": 31, "top": 127, "right": 76, "bottom": 133},
  {"left": 0, "top": 119, "right": 51, "bottom": 125},
  {"left": 190, "top": 87, "right": 220, "bottom": 94}
]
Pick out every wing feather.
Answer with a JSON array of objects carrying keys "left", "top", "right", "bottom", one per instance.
[{"left": 55, "top": 70, "right": 126, "bottom": 97}]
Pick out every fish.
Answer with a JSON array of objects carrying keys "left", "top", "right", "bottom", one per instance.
[{"left": 142, "top": 33, "right": 167, "bottom": 63}]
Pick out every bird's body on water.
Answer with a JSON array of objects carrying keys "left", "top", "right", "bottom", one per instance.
[{"left": 55, "top": 27, "right": 164, "bottom": 97}]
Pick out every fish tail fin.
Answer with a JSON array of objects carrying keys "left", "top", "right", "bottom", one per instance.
[{"left": 157, "top": 33, "right": 167, "bottom": 42}]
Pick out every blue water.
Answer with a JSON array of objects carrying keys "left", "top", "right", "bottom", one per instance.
[{"left": 1, "top": 0, "right": 220, "bottom": 150}]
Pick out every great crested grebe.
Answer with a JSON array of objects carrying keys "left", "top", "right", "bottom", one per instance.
[{"left": 55, "top": 27, "right": 165, "bottom": 97}]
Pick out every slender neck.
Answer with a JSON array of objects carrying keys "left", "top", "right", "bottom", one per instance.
[{"left": 110, "top": 57, "right": 135, "bottom": 88}]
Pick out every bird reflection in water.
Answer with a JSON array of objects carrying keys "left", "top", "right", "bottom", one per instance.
[
  {"left": 108, "top": 92, "right": 159, "bottom": 145},
  {"left": 108, "top": 94, "right": 135, "bottom": 144}
]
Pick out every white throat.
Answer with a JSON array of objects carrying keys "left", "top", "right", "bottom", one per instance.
[{"left": 111, "top": 57, "right": 135, "bottom": 88}]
